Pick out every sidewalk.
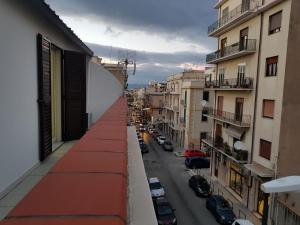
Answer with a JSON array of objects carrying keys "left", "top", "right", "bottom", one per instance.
[{"left": 187, "top": 169, "right": 262, "bottom": 225}]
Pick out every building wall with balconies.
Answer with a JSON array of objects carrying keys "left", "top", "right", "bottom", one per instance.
[{"left": 253, "top": 0, "right": 291, "bottom": 171}]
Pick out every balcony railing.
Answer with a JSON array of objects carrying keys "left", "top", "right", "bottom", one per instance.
[
  {"left": 206, "top": 39, "right": 256, "bottom": 64},
  {"left": 202, "top": 134, "right": 248, "bottom": 163},
  {"left": 208, "top": 0, "right": 262, "bottom": 35},
  {"left": 205, "top": 77, "right": 253, "bottom": 90},
  {"left": 203, "top": 107, "right": 251, "bottom": 127}
]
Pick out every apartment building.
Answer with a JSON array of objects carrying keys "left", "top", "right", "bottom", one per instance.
[
  {"left": 144, "top": 82, "right": 166, "bottom": 127},
  {"left": 204, "top": 0, "right": 300, "bottom": 224},
  {"left": 163, "top": 71, "right": 213, "bottom": 149}
]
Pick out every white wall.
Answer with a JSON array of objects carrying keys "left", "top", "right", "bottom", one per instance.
[
  {"left": 87, "top": 62, "right": 123, "bottom": 125},
  {"left": 0, "top": 1, "right": 87, "bottom": 196}
]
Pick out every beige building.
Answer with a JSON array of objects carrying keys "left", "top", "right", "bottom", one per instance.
[
  {"left": 163, "top": 71, "right": 213, "bottom": 149},
  {"left": 203, "top": 0, "right": 300, "bottom": 224},
  {"left": 144, "top": 82, "right": 166, "bottom": 126}
]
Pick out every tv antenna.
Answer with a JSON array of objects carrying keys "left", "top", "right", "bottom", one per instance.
[{"left": 118, "top": 50, "right": 137, "bottom": 89}]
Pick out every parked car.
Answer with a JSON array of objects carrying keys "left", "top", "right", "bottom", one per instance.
[
  {"left": 184, "top": 149, "right": 207, "bottom": 157},
  {"left": 153, "top": 197, "right": 177, "bottom": 225},
  {"left": 139, "top": 126, "right": 146, "bottom": 132},
  {"left": 206, "top": 195, "right": 236, "bottom": 225},
  {"left": 185, "top": 156, "right": 210, "bottom": 169},
  {"left": 163, "top": 141, "right": 173, "bottom": 151},
  {"left": 232, "top": 219, "right": 254, "bottom": 225},
  {"left": 138, "top": 138, "right": 144, "bottom": 145},
  {"left": 149, "top": 177, "right": 165, "bottom": 198},
  {"left": 188, "top": 175, "right": 211, "bottom": 197},
  {"left": 140, "top": 143, "right": 149, "bottom": 154},
  {"left": 157, "top": 136, "right": 166, "bottom": 145}
]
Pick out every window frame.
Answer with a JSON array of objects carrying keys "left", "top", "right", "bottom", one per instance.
[
  {"left": 259, "top": 139, "right": 272, "bottom": 160},
  {"left": 262, "top": 99, "right": 275, "bottom": 119},
  {"left": 265, "top": 56, "right": 278, "bottom": 77},
  {"left": 269, "top": 11, "right": 282, "bottom": 35}
]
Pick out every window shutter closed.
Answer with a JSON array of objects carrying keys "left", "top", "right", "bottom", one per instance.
[
  {"left": 270, "top": 11, "right": 282, "bottom": 32},
  {"left": 37, "top": 34, "right": 52, "bottom": 161},
  {"left": 263, "top": 100, "right": 275, "bottom": 118},
  {"left": 260, "top": 139, "right": 271, "bottom": 160},
  {"left": 266, "top": 56, "right": 278, "bottom": 64}
]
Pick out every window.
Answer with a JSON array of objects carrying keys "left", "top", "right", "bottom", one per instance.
[
  {"left": 262, "top": 100, "right": 275, "bottom": 118},
  {"left": 202, "top": 109, "right": 208, "bottom": 122},
  {"left": 259, "top": 139, "right": 272, "bottom": 160},
  {"left": 230, "top": 164, "right": 244, "bottom": 196},
  {"left": 269, "top": 11, "right": 282, "bottom": 34},
  {"left": 158, "top": 109, "right": 163, "bottom": 115},
  {"left": 266, "top": 56, "right": 278, "bottom": 76},
  {"left": 218, "top": 69, "right": 225, "bottom": 86},
  {"left": 203, "top": 91, "right": 209, "bottom": 101},
  {"left": 237, "top": 64, "right": 246, "bottom": 86},
  {"left": 200, "top": 132, "right": 207, "bottom": 141}
]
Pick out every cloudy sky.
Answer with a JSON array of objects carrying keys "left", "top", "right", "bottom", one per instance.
[{"left": 46, "top": 0, "right": 217, "bottom": 85}]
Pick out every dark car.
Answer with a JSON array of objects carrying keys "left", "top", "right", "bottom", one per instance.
[
  {"left": 140, "top": 143, "right": 149, "bottom": 154},
  {"left": 153, "top": 197, "right": 177, "bottom": 225},
  {"left": 206, "top": 195, "right": 236, "bottom": 224},
  {"left": 185, "top": 156, "right": 210, "bottom": 169},
  {"left": 163, "top": 141, "right": 173, "bottom": 151},
  {"left": 188, "top": 175, "right": 211, "bottom": 197}
]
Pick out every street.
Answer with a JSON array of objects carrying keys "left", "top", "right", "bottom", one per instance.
[{"left": 141, "top": 131, "right": 219, "bottom": 225}]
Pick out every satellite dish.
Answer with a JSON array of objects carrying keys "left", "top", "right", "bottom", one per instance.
[
  {"left": 234, "top": 141, "right": 247, "bottom": 150},
  {"left": 201, "top": 100, "right": 208, "bottom": 107}
]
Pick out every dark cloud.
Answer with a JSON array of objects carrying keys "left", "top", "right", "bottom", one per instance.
[
  {"left": 46, "top": 0, "right": 217, "bottom": 49},
  {"left": 87, "top": 43, "right": 207, "bottom": 85}
]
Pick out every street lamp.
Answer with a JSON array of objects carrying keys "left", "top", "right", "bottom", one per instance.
[{"left": 260, "top": 176, "right": 300, "bottom": 225}]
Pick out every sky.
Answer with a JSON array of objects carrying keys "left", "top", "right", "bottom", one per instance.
[{"left": 46, "top": 0, "right": 217, "bottom": 85}]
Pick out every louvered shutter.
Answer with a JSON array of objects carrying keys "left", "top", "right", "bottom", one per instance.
[{"left": 37, "top": 34, "right": 52, "bottom": 161}]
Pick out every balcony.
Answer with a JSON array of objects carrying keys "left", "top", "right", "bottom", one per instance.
[
  {"left": 208, "top": 0, "right": 262, "bottom": 37},
  {"left": 203, "top": 107, "right": 251, "bottom": 127},
  {"left": 205, "top": 77, "right": 253, "bottom": 90},
  {"left": 202, "top": 134, "right": 248, "bottom": 163},
  {"left": 206, "top": 39, "right": 256, "bottom": 64}
]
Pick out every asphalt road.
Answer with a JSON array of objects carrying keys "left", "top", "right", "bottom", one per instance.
[{"left": 141, "top": 131, "right": 219, "bottom": 225}]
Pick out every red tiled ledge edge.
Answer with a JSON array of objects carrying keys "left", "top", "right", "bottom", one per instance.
[{"left": 0, "top": 97, "right": 128, "bottom": 225}]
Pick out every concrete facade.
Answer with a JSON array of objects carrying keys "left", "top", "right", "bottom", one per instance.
[
  {"left": 0, "top": 1, "right": 123, "bottom": 199},
  {"left": 205, "top": 0, "right": 300, "bottom": 224},
  {"left": 163, "top": 71, "right": 213, "bottom": 149}
]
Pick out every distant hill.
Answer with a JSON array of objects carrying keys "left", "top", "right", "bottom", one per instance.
[{"left": 127, "top": 83, "right": 147, "bottom": 90}]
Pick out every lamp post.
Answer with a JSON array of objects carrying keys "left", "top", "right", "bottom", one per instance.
[{"left": 260, "top": 176, "right": 300, "bottom": 225}]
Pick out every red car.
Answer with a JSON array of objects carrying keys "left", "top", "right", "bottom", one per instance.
[{"left": 184, "top": 149, "right": 206, "bottom": 157}]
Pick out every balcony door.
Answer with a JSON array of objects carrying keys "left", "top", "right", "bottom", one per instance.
[
  {"left": 237, "top": 64, "right": 246, "bottom": 87},
  {"left": 235, "top": 98, "right": 244, "bottom": 122},
  {"left": 240, "top": 27, "right": 249, "bottom": 50},
  {"left": 220, "top": 38, "right": 227, "bottom": 57},
  {"left": 217, "top": 96, "right": 224, "bottom": 116}
]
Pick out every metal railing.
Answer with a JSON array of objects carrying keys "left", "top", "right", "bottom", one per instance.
[
  {"left": 208, "top": 0, "right": 262, "bottom": 34},
  {"left": 206, "top": 39, "right": 256, "bottom": 63},
  {"left": 202, "top": 134, "right": 248, "bottom": 162},
  {"left": 205, "top": 77, "right": 253, "bottom": 89},
  {"left": 203, "top": 107, "right": 251, "bottom": 127}
]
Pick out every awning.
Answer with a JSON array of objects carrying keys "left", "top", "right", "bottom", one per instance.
[
  {"left": 244, "top": 163, "right": 274, "bottom": 178},
  {"left": 225, "top": 126, "right": 245, "bottom": 139}
]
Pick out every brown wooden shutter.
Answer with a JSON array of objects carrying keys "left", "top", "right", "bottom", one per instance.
[
  {"left": 62, "top": 50, "right": 87, "bottom": 141},
  {"left": 263, "top": 100, "right": 275, "bottom": 118},
  {"left": 260, "top": 139, "right": 271, "bottom": 160},
  {"left": 37, "top": 34, "right": 52, "bottom": 161}
]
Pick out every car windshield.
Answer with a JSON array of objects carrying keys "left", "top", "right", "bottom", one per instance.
[
  {"left": 165, "top": 141, "right": 172, "bottom": 145},
  {"left": 157, "top": 205, "right": 173, "bottom": 215},
  {"left": 150, "top": 182, "right": 162, "bottom": 189},
  {"left": 160, "top": 137, "right": 166, "bottom": 140}
]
